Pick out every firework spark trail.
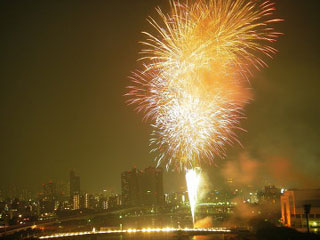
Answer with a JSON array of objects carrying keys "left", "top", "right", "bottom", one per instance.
[{"left": 186, "top": 168, "right": 202, "bottom": 223}]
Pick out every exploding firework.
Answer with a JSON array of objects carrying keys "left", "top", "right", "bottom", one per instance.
[{"left": 127, "top": 0, "right": 281, "bottom": 170}]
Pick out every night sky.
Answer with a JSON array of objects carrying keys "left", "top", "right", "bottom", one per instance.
[{"left": 1, "top": 0, "right": 319, "bottom": 194}]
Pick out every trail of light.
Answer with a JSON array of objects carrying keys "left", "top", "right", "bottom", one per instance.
[
  {"left": 39, "top": 227, "right": 232, "bottom": 239},
  {"left": 186, "top": 168, "right": 202, "bottom": 223}
]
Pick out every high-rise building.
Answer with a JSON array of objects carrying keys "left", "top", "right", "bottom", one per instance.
[
  {"left": 56, "top": 181, "right": 69, "bottom": 200},
  {"left": 40, "top": 181, "right": 57, "bottom": 214},
  {"left": 102, "top": 199, "right": 108, "bottom": 210},
  {"left": 84, "top": 193, "right": 94, "bottom": 209},
  {"left": 43, "top": 181, "right": 57, "bottom": 199},
  {"left": 69, "top": 170, "right": 80, "bottom": 202},
  {"left": 108, "top": 195, "right": 121, "bottom": 209},
  {"left": 121, "top": 167, "right": 164, "bottom": 207},
  {"left": 141, "top": 167, "right": 164, "bottom": 206},
  {"left": 84, "top": 193, "right": 89, "bottom": 209},
  {"left": 121, "top": 167, "right": 142, "bottom": 207},
  {"left": 73, "top": 194, "right": 80, "bottom": 210}
]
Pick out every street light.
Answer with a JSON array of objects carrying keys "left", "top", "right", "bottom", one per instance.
[{"left": 303, "top": 204, "right": 311, "bottom": 233}]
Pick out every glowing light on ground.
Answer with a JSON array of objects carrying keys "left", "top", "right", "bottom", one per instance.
[{"left": 39, "top": 227, "right": 232, "bottom": 239}]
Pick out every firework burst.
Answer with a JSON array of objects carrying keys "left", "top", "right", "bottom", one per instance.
[{"left": 127, "top": 0, "right": 281, "bottom": 170}]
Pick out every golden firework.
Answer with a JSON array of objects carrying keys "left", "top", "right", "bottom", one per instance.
[{"left": 127, "top": 0, "right": 281, "bottom": 170}]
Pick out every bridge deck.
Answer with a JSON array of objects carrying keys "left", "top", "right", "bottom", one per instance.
[{"left": 39, "top": 227, "right": 233, "bottom": 239}]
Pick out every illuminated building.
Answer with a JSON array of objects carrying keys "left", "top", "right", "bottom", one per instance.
[
  {"left": 264, "top": 185, "right": 281, "bottom": 203},
  {"left": 281, "top": 189, "right": 320, "bottom": 233},
  {"left": 249, "top": 192, "right": 259, "bottom": 204},
  {"left": 102, "top": 199, "right": 108, "bottom": 210},
  {"left": 40, "top": 181, "right": 57, "bottom": 214},
  {"left": 43, "top": 181, "right": 57, "bottom": 199},
  {"left": 165, "top": 192, "right": 188, "bottom": 206},
  {"left": 73, "top": 194, "right": 80, "bottom": 210},
  {"left": 19, "top": 189, "right": 32, "bottom": 201},
  {"left": 69, "top": 171, "right": 80, "bottom": 202},
  {"left": 39, "top": 199, "right": 54, "bottom": 214},
  {"left": 108, "top": 194, "right": 121, "bottom": 209},
  {"left": 121, "top": 167, "right": 164, "bottom": 207},
  {"left": 84, "top": 193, "right": 91, "bottom": 209}
]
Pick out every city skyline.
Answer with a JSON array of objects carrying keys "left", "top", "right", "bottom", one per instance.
[{"left": 1, "top": 0, "right": 320, "bottom": 193}]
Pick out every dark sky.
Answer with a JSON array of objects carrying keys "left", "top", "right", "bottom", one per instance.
[{"left": 1, "top": 0, "right": 319, "bottom": 194}]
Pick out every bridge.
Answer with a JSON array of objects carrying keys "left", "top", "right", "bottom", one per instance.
[
  {"left": 39, "top": 227, "right": 233, "bottom": 239},
  {"left": 0, "top": 204, "right": 238, "bottom": 238}
]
